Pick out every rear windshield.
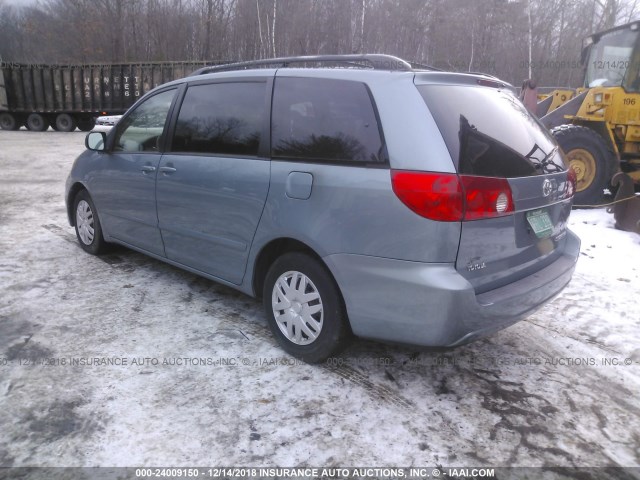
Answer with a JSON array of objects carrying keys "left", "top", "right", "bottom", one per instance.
[{"left": 418, "top": 85, "right": 567, "bottom": 177}]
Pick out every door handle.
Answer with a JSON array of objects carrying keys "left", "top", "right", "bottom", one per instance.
[
  {"left": 159, "top": 166, "right": 177, "bottom": 174},
  {"left": 140, "top": 165, "right": 156, "bottom": 173}
]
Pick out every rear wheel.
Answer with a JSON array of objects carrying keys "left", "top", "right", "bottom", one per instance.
[
  {"left": 263, "top": 252, "right": 351, "bottom": 363},
  {"left": 55, "top": 113, "right": 77, "bottom": 132},
  {"left": 77, "top": 117, "right": 95, "bottom": 132},
  {"left": 26, "top": 113, "right": 49, "bottom": 132},
  {"left": 551, "top": 124, "right": 612, "bottom": 206},
  {"left": 73, "top": 190, "right": 108, "bottom": 255},
  {"left": 0, "top": 112, "right": 18, "bottom": 131}
]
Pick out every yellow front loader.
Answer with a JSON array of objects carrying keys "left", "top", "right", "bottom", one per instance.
[{"left": 536, "top": 20, "right": 640, "bottom": 206}]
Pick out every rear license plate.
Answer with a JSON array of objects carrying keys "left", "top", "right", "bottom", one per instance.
[{"left": 526, "top": 209, "right": 554, "bottom": 238}]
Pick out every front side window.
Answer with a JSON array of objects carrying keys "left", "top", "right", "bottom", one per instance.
[
  {"left": 271, "top": 77, "right": 386, "bottom": 164},
  {"left": 171, "top": 82, "right": 265, "bottom": 156},
  {"left": 585, "top": 28, "right": 639, "bottom": 89},
  {"left": 113, "top": 89, "right": 176, "bottom": 152}
]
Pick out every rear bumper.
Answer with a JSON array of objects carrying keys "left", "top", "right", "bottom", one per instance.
[{"left": 323, "top": 229, "right": 580, "bottom": 347}]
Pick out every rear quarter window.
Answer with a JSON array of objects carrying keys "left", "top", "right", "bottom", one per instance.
[
  {"left": 271, "top": 77, "right": 387, "bottom": 165},
  {"left": 418, "top": 84, "right": 567, "bottom": 177}
]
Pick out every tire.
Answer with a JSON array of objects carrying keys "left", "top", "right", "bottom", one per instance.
[
  {"left": 551, "top": 124, "right": 613, "bottom": 206},
  {"left": 263, "top": 252, "right": 351, "bottom": 363},
  {"left": 77, "top": 117, "right": 96, "bottom": 132},
  {"left": 0, "top": 112, "right": 18, "bottom": 131},
  {"left": 55, "top": 113, "right": 77, "bottom": 132},
  {"left": 73, "top": 190, "right": 108, "bottom": 255},
  {"left": 26, "top": 113, "right": 49, "bottom": 132}
]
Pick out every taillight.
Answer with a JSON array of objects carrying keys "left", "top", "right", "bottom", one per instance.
[
  {"left": 391, "top": 171, "right": 463, "bottom": 221},
  {"left": 391, "top": 170, "right": 514, "bottom": 222},
  {"left": 460, "top": 175, "right": 514, "bottom": 220},
  {"left": 564, "top": 167, "right": 577, "bottom": 199}
]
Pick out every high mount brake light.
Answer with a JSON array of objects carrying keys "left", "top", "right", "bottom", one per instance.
[
  {"left": 391, "top": 171, "right": 514, "bottom": 222},
  {"left": 477, "top": 78, "right": 505, "bottom": 88}
]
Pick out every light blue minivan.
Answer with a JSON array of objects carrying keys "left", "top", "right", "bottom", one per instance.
[{"left": 66, "top": 55, "right": 580, "bottom": 362}]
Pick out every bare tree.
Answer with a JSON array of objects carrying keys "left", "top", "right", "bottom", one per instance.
[{"left": 0, "top": 0, "right": 638, "bottom": 88}]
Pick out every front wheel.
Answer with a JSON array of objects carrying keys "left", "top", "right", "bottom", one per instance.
[
  {"left": 73, "top": 190, "right": 108, "bottom": 255},
  {"left": 263, "top": 252, "right": 351, "bottom": 363},
  {"left": 0, "top": 112, "right": 19, "bottom": 131},
  {"left": 551, "top": 124, "right": 612, "bottom": 206}
]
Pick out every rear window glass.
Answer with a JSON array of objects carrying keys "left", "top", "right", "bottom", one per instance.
[
  {"left": 172, "top": 82, "right": 264, "bottom": 156},
  {"left": 271, "top": 77, "right": 386, "bottom": 164},
  {"left": 418, "top": 85, "right": 567, "bottom": 177}
]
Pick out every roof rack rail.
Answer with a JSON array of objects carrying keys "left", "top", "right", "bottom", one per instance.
[{"left": 191, "top": 54, "right": 414, "bottom": 75}]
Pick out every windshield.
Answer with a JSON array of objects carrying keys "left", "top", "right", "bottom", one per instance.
[{"left": 585, "top": 27, "right": 639, "bottom": 90}]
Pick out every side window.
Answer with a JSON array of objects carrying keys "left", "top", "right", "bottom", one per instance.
[
  {"left": 271, "top": 77, "right": 386, "bottom": 164},
  {"left": 113, "top": 89, "right": 176, "bottom": 152},
  {"left": 171, "top": 82, "right": 265, "bottom": 156}
]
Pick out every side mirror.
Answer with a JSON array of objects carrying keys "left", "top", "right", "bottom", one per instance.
[{"left": 85, "top": 131, "right": 106, "bottom": 151}]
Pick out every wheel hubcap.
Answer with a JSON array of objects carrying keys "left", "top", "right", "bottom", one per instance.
[
  {"left": 567, "top": 148, "right": 596, "bottom": 192},
  {"left": 272, "top": 271, "right": 323, "bottom": 345},
  {"left": 76, "top": 200, "right": 95, "bottom": 245}
]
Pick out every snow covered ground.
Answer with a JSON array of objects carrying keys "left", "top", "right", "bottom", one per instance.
[{"left": 0, "top": 130, "right": 639, "bottom": 471}]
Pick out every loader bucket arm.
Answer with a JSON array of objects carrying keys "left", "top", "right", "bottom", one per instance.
[
  {"left": 536, "top": 95, "right": 554, "bottom": 117},
  {"left": 539, "top": 91, "right": 588, "bottom": 129}
]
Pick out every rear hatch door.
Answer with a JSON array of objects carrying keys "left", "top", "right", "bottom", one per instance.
[{"left": 417, "top": 78, "right": 575, "bottom": 293}]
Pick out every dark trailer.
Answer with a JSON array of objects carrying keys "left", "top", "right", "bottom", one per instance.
[{"left": 0, "top": 61, "right": 207, "bottom": 132}]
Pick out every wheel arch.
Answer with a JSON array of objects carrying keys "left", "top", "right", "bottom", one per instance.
[
  {"left": 66, "top": 182, "right": 88, "bottom": 226},
  {"left": 251, "top": 237, "right": 333, "bottom": 299}
]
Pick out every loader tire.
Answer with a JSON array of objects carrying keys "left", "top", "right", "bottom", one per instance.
[{"left": 551, "top": 124, "right": 612, "bottom": 206}]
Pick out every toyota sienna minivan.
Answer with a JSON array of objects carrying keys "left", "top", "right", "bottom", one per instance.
[{"left": 65, "top": 54, "right": 580, "bottom": 362}]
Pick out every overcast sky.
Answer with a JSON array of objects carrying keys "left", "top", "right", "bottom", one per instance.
[{"left": 3, "top": 0, "right": 39, "bottom": 7}]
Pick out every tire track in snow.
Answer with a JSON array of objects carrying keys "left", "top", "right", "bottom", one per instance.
[
  {"left": 41, "top": 223, "right": 77, "bottom": 245},
  {"left": 217, "top": 311, "right": 414, "bottom": 411},
  {"left": 42, "top": 224, "right": 150, "bottom": 270}
]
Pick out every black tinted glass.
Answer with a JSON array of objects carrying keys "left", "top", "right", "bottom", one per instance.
[
  {"left": 172, "top": 82, "right": 264, "bottom": 156},
  {"left": 418, "top": 85, "right": 567, "bottom": 177},
  {"left": 272, "top": 77, "right": 385, "bottom": 164}
]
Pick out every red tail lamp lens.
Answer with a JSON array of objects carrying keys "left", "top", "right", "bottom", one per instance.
[
  {"left": 565, "top": 167, "right": 577, "bottom": 199},
  {"left": 391, "top": 171, "right": 514, "bottom": 221},
  {"left": 391, "top": 171, "right": 463, "bottom": 221},
  {"left": 460, "top": 175, "right": 514, "bottom": 220}
]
